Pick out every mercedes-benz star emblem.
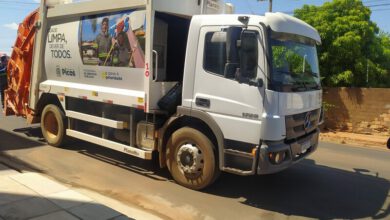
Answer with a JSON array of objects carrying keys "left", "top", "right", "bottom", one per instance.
[{"left": 304, "top": 112, "right": 312, "bottom": 130}]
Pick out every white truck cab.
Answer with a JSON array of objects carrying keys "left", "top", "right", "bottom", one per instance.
[
  {"left": 180, "top": 13, "right": 322, "bottom": 176},
  {"left": 6, "top": 0, "right": 323, "bottom": 190}
]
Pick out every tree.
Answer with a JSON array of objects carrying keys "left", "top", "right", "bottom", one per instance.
[{"left": 294, "top": 0, "right": 390, "bottom": 87}]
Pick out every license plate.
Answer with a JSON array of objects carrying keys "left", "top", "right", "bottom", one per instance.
[{"left": 301, "top": 140, "right": 311, "bottom": 152}]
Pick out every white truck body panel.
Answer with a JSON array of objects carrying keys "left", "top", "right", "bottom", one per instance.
[
  {"left": 154, "top": 0, "right": 223, "bottom": 16},
  {"left": 39, "top": 80, "right": 145, "bottom": 108},
  {"left": 265, "top": 12, "right": 321, "bottom": 44},
  {"left": 31, "top": 0, "right": 228, "bottom": 112},
  {"left": 66, "top": 129, "right": 152, "bottom": 159},
  {"left": 209, "top": 113, "right": 262, "bottom": 144},
  {"left": 47, "top": 0, "right": 147, "bottom": 19},
  {"left": 278, "top": 90, "right": 322, "bottom": 115}
]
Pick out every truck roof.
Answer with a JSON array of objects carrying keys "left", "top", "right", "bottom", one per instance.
[
  {"left": 192, "top": 12, "right": 321, "bottom": 44},
  {"left": 45, "top": 0, "right": 226, "bottom": 19}
]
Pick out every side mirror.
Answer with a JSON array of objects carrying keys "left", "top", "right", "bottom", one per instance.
[
  {"left": 240, "top": 30, "right": 258, "bottom": 79},
  {"left": 236, "top": 30, "right": 260, "bottom": 86}
]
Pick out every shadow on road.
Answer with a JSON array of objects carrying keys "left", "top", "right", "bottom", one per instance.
[
  {"left": 64, "top": 138, "right": 390, "bottom": 219},
  {"left": 1, "top": 125, "right": 171, "bottom": 181},
  {"left": 13, "top": 126, "right": 45, "bottom": 141},
  {"left": 2, "top": 125, "right": 389, "bottom": 219},
  {"left": 205, "top": 159, "right": 389, "bottom": 219},
  {"left": 0, "top": 129, "right": 44, "bottom": 151},
  {"left": 63, "top": 140, "right": 172, "bottom": 182},
  {"left": 0, "top": 129, "right": 45, "bottom": 173}
]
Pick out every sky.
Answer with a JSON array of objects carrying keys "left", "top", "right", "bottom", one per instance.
[{"left": 1, "top": 0, "right": 390, "bottom": 55}]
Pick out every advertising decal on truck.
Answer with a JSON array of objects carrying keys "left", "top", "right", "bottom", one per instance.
[
  {"left": 45, "top": 9, "right": 147, "bottom": 91},
  {"left": 46, "top": 21, "right": 79, "bottom": 79},
  {"left": 80, "top": 9, "right": 146, "bottom": 68}
]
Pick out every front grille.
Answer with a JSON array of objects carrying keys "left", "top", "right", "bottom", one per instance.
[{"left": 285, "top": 109, "right": 320, "bottom": 140}]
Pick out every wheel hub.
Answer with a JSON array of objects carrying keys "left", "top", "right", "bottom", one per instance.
[
  {"left": 176, "top": 143, "right": 204, "bottom": 174},
  {"left": 44, "top": 111, "right": 59, "bottom": 139}
]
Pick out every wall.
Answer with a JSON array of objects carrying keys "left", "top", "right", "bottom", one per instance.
[{"left": 323, "top": 88, "right": 390, "bottom": 135}]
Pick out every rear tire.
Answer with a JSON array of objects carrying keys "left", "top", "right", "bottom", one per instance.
[
  {"left": 166, "top": 127, "right": 219, "bottom": 190},
  {"left": 41, "top": 104, "right": 67, "bottom": 147}
]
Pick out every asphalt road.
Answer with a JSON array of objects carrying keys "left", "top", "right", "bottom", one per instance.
[{"left": 0, "top": 113, "right": 389, "bottom": 220}]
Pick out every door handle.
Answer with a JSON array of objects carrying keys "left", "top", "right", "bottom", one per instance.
[
  {"left": 196, "top": 98, "right": 210, "bottom": 108},
  {"left": 152, "top": 50, "right": 158, "bottom": 81}
]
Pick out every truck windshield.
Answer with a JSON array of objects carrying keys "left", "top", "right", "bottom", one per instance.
[{"left": 270, "top": 34, "right": 321, "bottom": 92}]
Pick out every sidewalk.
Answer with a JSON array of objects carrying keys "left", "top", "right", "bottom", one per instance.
[
  {"left": 0, "top": 163, "right": 159, "bottom": 220},
  {"left": 320, "top": 131, "right": 389, "bottom": 149}
]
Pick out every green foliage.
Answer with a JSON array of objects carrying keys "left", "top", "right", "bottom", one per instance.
[
  {"left": 273, "top": 46, "right": 308, "bottom": 73},
  {"left": 294, "top": 0, "right": 390, "bottom": 87},
  {"left": 330, "top": 70, "right": 353, "bottom": 86}
]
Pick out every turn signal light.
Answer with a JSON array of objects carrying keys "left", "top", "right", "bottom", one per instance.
[
  {"left": 268, "top": 151, "right": 287, "bottom": 165},
  {"left": 252, "top": 148, "right": 257, "bottom": 157}
]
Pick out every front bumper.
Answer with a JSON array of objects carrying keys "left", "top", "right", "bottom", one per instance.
[{"left": 257, "top": 128, "right": 320, "bottom": 175}]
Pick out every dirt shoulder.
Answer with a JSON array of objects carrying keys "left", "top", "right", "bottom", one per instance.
[{"left": 320, "top": 131, "right": 389, "bottom": 150}]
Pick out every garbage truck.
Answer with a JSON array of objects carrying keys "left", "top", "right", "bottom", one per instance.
[{"left": 4, "top": 0, "right": 323, "bottom": 190}]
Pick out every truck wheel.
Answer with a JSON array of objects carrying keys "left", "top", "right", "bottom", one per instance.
[
  {"left": 41, "top": 104, "right": 67, "bottom": 147},
  {"left": 166, "top": 127, "right": 219, "bottom": 190}
]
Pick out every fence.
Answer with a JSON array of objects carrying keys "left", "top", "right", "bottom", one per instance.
[{"left": 323, "top": 87, "right": 390, "bottom": 135}]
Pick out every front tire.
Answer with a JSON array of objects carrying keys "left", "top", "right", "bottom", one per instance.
[
  {"left": 41, "top": 104, "right": 67, "bottom": 147},
  {"left": 166, "top": 127, "right": 219, "bottom": 190}
]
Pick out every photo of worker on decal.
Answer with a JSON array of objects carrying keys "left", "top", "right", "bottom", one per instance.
[{"left": 80, "top": 10, "right": 146, "bottom": 68}]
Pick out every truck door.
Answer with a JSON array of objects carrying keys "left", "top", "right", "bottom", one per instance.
[{"left": 192, "top": 25, "right": 265, "bottom": 144}]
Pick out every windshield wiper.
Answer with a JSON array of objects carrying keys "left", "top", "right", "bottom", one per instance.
[
  {"left": 307, "top": 83, "right": 322, "bottom": 90},
  {"left": 274, "top": 70, "right": 292, "bottom": 75},
  {"left": 303, "top": 71, "right": 319, "bottom": 78},
  {"left": 291, "top": 81, "right": 307, "bottom": 92},
  {"left": 273, "top": 70, "right": 320, "bottom": 91},
  {"left": 292, "top": 82, "right": 322, "bottom": 92},
  {"left": 275, "top": 69, "right": 319, "bottom": 78}
]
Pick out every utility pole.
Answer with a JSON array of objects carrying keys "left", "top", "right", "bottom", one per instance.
[{"left": 258, "top": 0, "right": 273, "bottom": 12}]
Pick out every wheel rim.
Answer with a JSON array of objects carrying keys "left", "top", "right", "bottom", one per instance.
[
  {"left": 176, "top": 143, "right": 204, "bottom": 176},
  {"left": 44, "top": 111, "right": 59, "bottom": 139}
]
